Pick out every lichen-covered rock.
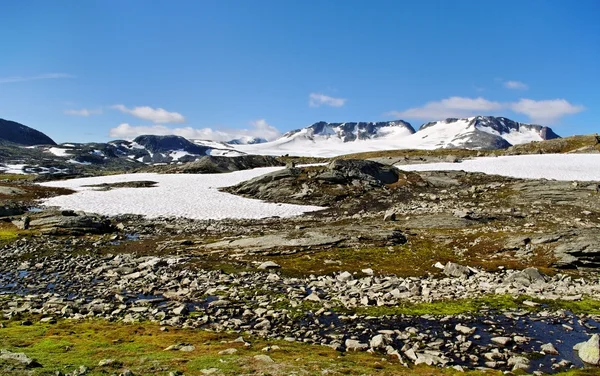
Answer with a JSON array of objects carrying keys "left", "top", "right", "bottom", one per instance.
[{"left": 574, "top": 334, "right": 600, "bottom": 365}]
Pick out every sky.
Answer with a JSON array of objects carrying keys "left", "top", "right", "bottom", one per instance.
[{"left": 0, "top": 0, "right": 598, "bottom": 143}]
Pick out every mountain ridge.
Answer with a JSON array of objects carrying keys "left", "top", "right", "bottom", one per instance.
[{"left": 0, "top": 118, "right": 57, "bottom": 146}]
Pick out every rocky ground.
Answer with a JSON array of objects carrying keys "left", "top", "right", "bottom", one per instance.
[{"left": 1, "top": 155, "right": 600, "bottom": 375}]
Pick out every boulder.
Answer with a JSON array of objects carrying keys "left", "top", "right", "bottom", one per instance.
[
  {"left": 0, "top": 349, "right": 42, "bottom": 368},
  {"left": 574, "top": 334, "right": 600, "bottom": 365},
  {"left": 443, "top": 262, "right": 472, "bottom": 278},
  {"left": 505, "top": 267, "right": 546, "bottom": 286},
  {"left": 318, "top": 159, "right": 399, "bottom": 186}
]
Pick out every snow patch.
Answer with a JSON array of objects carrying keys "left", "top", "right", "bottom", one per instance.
[
  {"left": 399, "top": 154, "right": 600, "bottom": 181},
  {"left": 39, "top": 167, "right": 325, "bottom": 219},
  {"left": 47, "top": 147, "right": 72, "bottom": 157}
]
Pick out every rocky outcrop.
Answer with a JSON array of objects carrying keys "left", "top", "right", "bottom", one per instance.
[
  {"left": 0, "top": 203, "right": 24, "bottom": 217},
  {"left": 0, "top": 118, "right": 56, "bottom": 146},
  {"left": 166, "top": 155, "right": 283, "bottom": 174},
  {"left": 318, "top": 159, "right": 400, "bottom": 186},
  {"left": 26, "top": 210, "right": 113, "bottom": 235},
  {"left": 224, "top": 159, "right": 423, "bottom": 207}
]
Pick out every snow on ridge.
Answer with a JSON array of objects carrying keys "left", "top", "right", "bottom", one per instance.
[
  {"left": 47, "top": 147, "right": 72, "bottom": 157},
  {"left": 39, "top": 167, "right": 325, "bottom": 220},
  {"left": 399, "top": 154, "right": 600, "bottom": 182}
]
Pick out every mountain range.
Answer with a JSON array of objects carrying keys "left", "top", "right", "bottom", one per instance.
[{"left": 0, "top": 116, "right": 560, "bottom": 171}]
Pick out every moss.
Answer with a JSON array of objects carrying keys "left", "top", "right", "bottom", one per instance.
[
  {"left": 0, "top": 317, "right": 493, "bottom": 375},
  {"left": 356, "top": 295, "right": 523, "bottom": 317},
  {"left": 271, "top": 240, "right": 457, "bottom": 278},
  {"left": 355, "top": 295, "right": 600, "bottom": 317}
]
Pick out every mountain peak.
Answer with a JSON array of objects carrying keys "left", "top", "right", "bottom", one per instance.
[{"left": 0, "top": 118, "right": 56, "bottom": 146}]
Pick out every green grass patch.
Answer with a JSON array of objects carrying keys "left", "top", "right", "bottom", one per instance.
[
  {"left": 0, "top": 317, "right": 495, "bottom": 375},
  {"left": 355, "top": 295, "right": 600, "bottom": 317}
]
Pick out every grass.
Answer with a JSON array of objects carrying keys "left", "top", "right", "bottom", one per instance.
[
  {"left": 0, "top": 318, "right": 497, "bottom": 376},
  {"left": 0, "top": 229, "right": 19, "bottom": 242},
  {"left": 355, "top": 295, "right": 600, "bottom": 317},
  {"left": 267, "top": 238, "right": 457, "bottom": 278},
  {"left": 0, "top": 174, "right": 36, "bottom": 181}
]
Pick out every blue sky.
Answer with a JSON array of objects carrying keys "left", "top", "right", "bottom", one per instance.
[{"left": 0, "top": 0, "right": 598, "bottom": 143}]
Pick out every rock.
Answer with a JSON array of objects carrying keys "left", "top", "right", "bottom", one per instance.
[
  {"left": 443, "top": 262, "right": 472, "bottom": 278},
  {"left": 253, "top": 354, "right": 274, "bottom": 363},
  {"left": 455, "top": 324, "right": 476, "bottom": 336},
  {"left": 361, "top": 268, "right": 374, "bottom": 275},
  {"left": 27, "top": 210, "right": 113, "bottom": 235},
  {"left": 453, "top": 209, "right": 472, "bottom": 219},
  {"left": 541, "top": 342, "right": 559, "bottom": 355},
  {"left": 383, "top": 210, "right": 396, "bottom": 221},
  {"left": 508, "top": 356, "right": 530, "bottom": 371},
  {"left": 337, "top": 271, "right": 353, "bottom": 282},
  {"left": 0, "top": 203, "right": 24, "bottom": 217},
  {"left": 304, "top": 292, "right": 321, "bottom": 302},
  {"left": 172, "top": 305, "right": 188, "bottom": 315},
  {"left": 369, "top": 334, "right": 387, "bottom": 350},
  {"left": 98, "top": 359, "right": 121, "bottom": 367},
  {"left": 218, "top": 348, "right": 238, "bottom": 355},
  {"left": 345, "top": 339, "right": 368, "bottom": 351},
  {"left": 200, "top": 369, "right": 220, "bottom": 375},
  {"left": 574, "top": 334, "right": 600, "bottom": 365},
  {"left": 0, "top": 349, "right": 42, "bottom": 368},
  {"left": 258, "top": 261, "right": 281, "bottom": 270},
  {"left": 506, "top": 267, "right": 546, "bottom": 286},
  {"left": 0, "top": 186, "right": 26, "bottom": 196},
  {"left": 491, "top": 337, "right": 512, "bottom": 346}
]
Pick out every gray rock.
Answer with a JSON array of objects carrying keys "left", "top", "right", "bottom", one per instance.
[
  {"left": 258, "top": 261, "right": 281, "bottom": 270},
  {"left": 345, "top": 339, "right": 368, "bottom": 351},
  {"left": 369, "top": 334, "right": 387, "bottom": 350},
  {"left": 253, "top": 354, "right": 274, "bottom": 363},
  {"left": 443, "top": 262, "right": 472, "bottom": 278},
  {"left": 0, "top": 349, "right": 42, "bottom": 368},
  {"left": 218, "top": 348, "right": 238, "bottom": 355},
  {"left": 383, "top": 210, "right": 396, "bottom": 221},
  {"left": 574, "top": 334, "right": 600, "bottom": 365},
  {"left": 541, "top": 342, "right": 559, "bottom": 355}
]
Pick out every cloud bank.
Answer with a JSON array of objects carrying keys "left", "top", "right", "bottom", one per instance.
[
  {"left": 64, "top": 108, "right": 103, "bottom": 116},
  {"left": 309, "top": 93, "right": 347, "bottom": 107},
  {"left": 503, "top": 80, "right": 529, "bottom": 90},
  {"left": 112, "top": 104, "right": 186, "bottom": 124},
  {"left": 109, "top": 118, "right": 281, "bottom": 142},
  {"left": 388, "top": 96, "right": 584, "bottom": 124}
]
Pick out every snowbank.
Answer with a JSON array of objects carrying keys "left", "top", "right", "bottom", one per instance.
[{"left": 39, "top": 167, "right": 325, "bottom": 219}]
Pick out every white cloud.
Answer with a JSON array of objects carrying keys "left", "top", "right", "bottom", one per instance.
[
  {"left": 64, "top": 108, "right": 103, "bottom": 117},
  {"left": 503, "top": 80, "right": 529, "bottom": 90},
  {"left": 510, "top": 98, "right": 584, "bottom": 124},
  {"left": 0, "top": 73, "right": 74, "bottom": 84},
  {"left": 309, "top": 93, "right": 347, "bottom": 108},
  {"left": 387, "top": 97, "right": 503, "bottom": 120},
  {"left": 112, "top": 104, "right": 186, "bottom": 124},
  {"left": 108, "top": 118, "right": 281, "bottom": 142}
]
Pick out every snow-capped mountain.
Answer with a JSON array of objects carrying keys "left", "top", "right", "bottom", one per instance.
[
  {"left": 233, "top": 116, "right": 560, "bottom": 157},
  {"left": 226, "top": 136, "right": 268, "bottom": 145},
  {"left": 416, "top": 116, "right": 560, "bottom": 150}
]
